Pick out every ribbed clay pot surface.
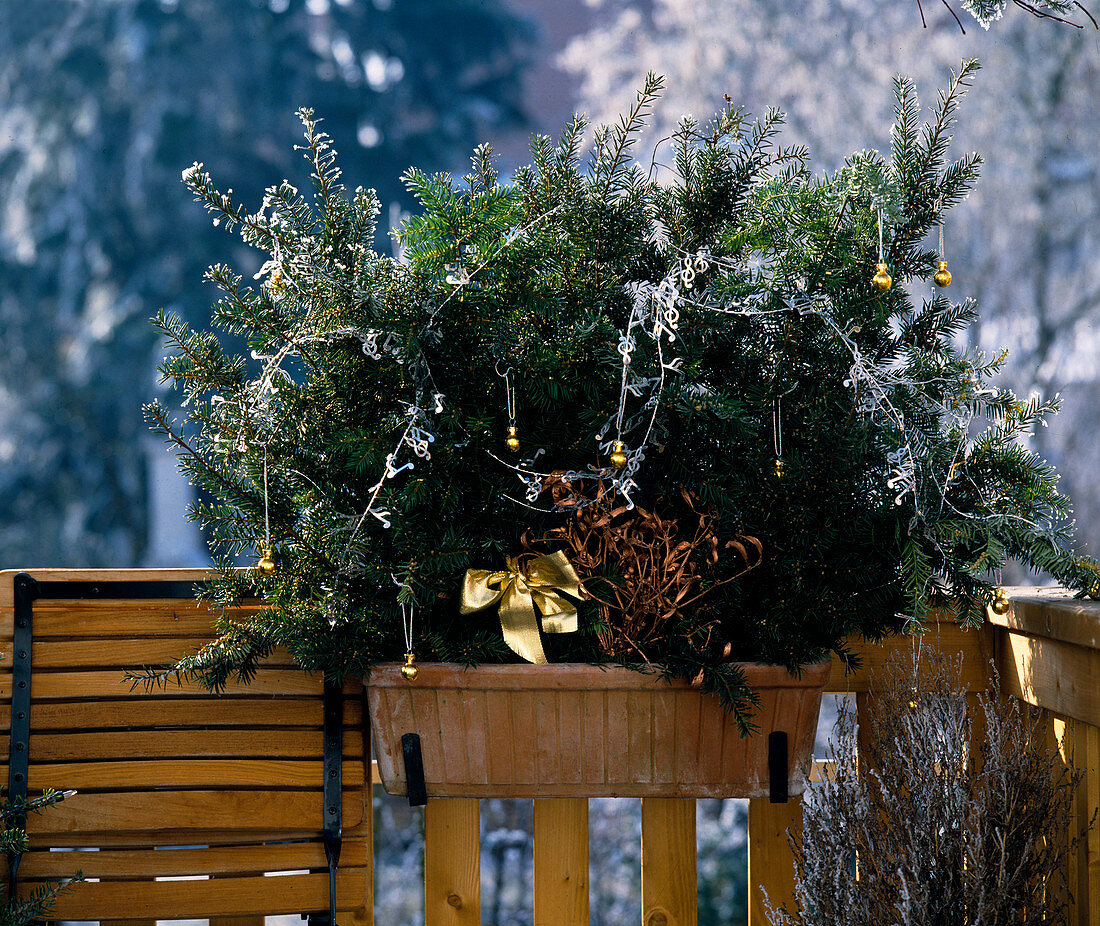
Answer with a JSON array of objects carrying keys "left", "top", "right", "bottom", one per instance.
[{"left": 366, "top": 661, "right": 830, "bottom": 799}]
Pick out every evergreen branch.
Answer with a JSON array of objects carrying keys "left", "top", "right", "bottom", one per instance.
[
  {"left": 181, "top": 162, "right": 295, "bottom": 254},
  {"left": 917, "top": 58, "right": 981, "bottom": 190},
  {"left": 1013, "top": 0, "right": 1087, "bottom": 25},
  {"left": 589, "top": 70, "right": 665, "bottom": 208},
  {"left": 295, "top": 107, "right": 343, "bottom": 224},
  {"left": 143, "top": 402, "right": 332, "bottom": 568}
]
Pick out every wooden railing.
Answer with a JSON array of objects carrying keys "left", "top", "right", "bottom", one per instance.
[
  {"left": 374, "top": 588, "right": 1099, "bottom": 926},
  {"left": 4, "top": 578, "right": 1097, "bottom": 924}
]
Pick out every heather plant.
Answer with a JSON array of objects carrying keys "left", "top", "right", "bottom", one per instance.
[{"left": 768, "top": 651, "right": 1089, "bottom": 925}]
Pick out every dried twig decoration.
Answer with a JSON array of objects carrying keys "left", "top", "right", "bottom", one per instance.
[{"left": 530, "top": 476, "right": 762, "bottom": 659}]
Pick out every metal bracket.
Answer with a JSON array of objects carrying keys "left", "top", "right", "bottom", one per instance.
[
  {"left": 768, "top": 731, "right": 789, "bottom": 804},
  {"left": 35, "top": 579, "right": 201, "bottom": 600},
  {"left": 321, "top": 681, "right": 343, "bottom": 922},
  {"left": 6, "top": 573, "right": 38, "bottom": 892},
  {"left": 401, "top": 733, "right": 428, "bottom": 807}
]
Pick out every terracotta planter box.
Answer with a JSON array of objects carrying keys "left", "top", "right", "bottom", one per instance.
[{"left": 366, "top": 661, "right": 831, "bottom": 799}]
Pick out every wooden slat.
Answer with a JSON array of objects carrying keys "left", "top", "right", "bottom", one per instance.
[
  {"left": 747, "top": 798, "right": 801, "bottom": 926},
  {"left": 20, "top": 867, "right": 368, "bottom": 918},
  {"left": 14, "top": 696, "right": 361, "bottom": 732},
  {"left": 1, "top": 608, "right": 215, "bottom": 638},
  {"left": 641, "top": 797, "right": 696, "bottom": 926},
  {"left": 1086, "top": 723, "right": 1100, "bottom": 926},
  {"left": 25, "top": 788, "right": 365, "bottom": 836},
  {"left": 24, "top": 758, "right": 366, "bottom": 789},
  {"left": 211, "top": 917, "right": 265, "bottom": 926},
  {"left": 998, "top": 629, "right": 1100, "bottom": 728},
  {"left": 424, "top": 798, "right": 480, "bottom": 926},
  {"left": 25, "top": 668, "right": 352, "bottom": 699},
  {"left": 27, "top": 727, "right": 363, "bottom": 760},
  {"left": 533, "top": 798, "right": 588, "bottom": 926},
  {"left": 25, "top": 827, "right": 366, "bottom": 848},
  {"left": 30, "top": 638, "right": 298, "bottom": 668},
  {"left": 1069, "top": 717, "right": 1095, "bottom": 926},
  {"left": 20, "top": 839, "right": 369, "bottom": 879}
]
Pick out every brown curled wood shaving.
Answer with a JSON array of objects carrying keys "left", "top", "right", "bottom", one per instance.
[{"left": 526, "top": 475, "right": 763, "bottom": 660}]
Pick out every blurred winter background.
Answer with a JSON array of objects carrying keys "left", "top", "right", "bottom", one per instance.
[{"left": 1, "top": 1, "right": 1095, "bottom": 923}]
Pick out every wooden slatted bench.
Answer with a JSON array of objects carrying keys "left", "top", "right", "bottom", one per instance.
[{"left": 1, "top": 569, "right": 373, "bottom": 923}]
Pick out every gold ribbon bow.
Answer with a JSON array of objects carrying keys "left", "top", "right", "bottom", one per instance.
[{"left": 460, "top": 550, "right": 582, "bottom": 664}]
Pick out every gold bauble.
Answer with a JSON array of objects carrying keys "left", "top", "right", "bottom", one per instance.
[
  {"left": 872, "top": 262, "right": 893, "bottom": 292},
  {"left": 609, "top": 440, "right": 628, "bottom": 469},
  {"left": 990, "top": 587, "right": 1010, "bottom": 615},
  {"left": 257, "top": 546, "right": 276, "bottom": 576},
  {"left": 401, "top": 651, "right": 419, "bottom": 681},
  {"left": 505, "top": 426, "right": 520, "bottom": 453},
  {"left": 933, "top": 261, "right": 952, "bottom": 288},
  {"left": 774, "top": 458, "right": 785, "bottom": 478}
]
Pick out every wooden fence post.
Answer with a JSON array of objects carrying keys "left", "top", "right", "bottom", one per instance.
[
  {"left": 746, "top": 797, "right": 801, "bottom": 925},
  {"left": 424, "top": 799, "right": 480, "bottom": 926},
  {"left": 641, "top": 797, "right": 697, "bottom": 926},
  {"left": 533, "top": 798, "right": 589, "bottom": 926}
]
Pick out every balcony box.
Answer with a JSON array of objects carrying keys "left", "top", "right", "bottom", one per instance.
[{"left": 366, "top": 661, "right": 830, "bottom": 800}]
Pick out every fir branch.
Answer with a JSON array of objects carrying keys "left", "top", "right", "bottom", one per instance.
[{"left": 589, "top": 70, "right": 665, "bottom": 208}]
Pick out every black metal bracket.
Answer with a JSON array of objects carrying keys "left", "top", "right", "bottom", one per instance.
[
  {"left": 6, "top": 573, "right": 38, "bottom": 893},
  {"left": 401, "top": 733, "right": 428, "bottom": 807},
  {"left": 768, "top": 731, "right": 789, "bottom": 804},
  {"left": 321, "top": 681, "right": 343, "bottom": 923},
  {"left": 34, "top": 579, "right": 202, "bottom": 600}
]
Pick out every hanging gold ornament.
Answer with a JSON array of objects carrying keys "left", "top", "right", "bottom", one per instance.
[
  {"left": 934, "top": 261, "right": 952, "bottom": 288},
  {"left": 990, "top": 587, "right": 1010, "bottom": 615},
  {"left": 872, "top": 263, "right": 893, "bottom": 292},
  {"left": 400, "top": 651, "right": 419, "bottom": 681},
  {"left": 609, "top": 440, "right": 628, "bottom": 469},
  {"left": 774, "top": 458, "right": 785, "bottom": 478},
  {"left": 257, "top": 545, "right": 276, "bottom": 576},
  {"left": 505, "top": 425, "right": 520, "bottom": 452}
]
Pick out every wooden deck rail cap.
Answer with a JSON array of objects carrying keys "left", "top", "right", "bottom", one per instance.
[{"left": 988, "top": 586, "right": 1100, "bottom": 650}]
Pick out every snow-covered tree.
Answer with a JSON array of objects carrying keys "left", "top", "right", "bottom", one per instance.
[
  {"left": 0, "top": 0, "right": 533, "bottom": 565},
  {"left": 562, "top": 0, "right": 1100, "bottom": 569}
]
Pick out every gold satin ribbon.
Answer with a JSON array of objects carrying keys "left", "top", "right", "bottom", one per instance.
[{"left": 460, "top": 550, "right": 582, "bottom": 664}]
